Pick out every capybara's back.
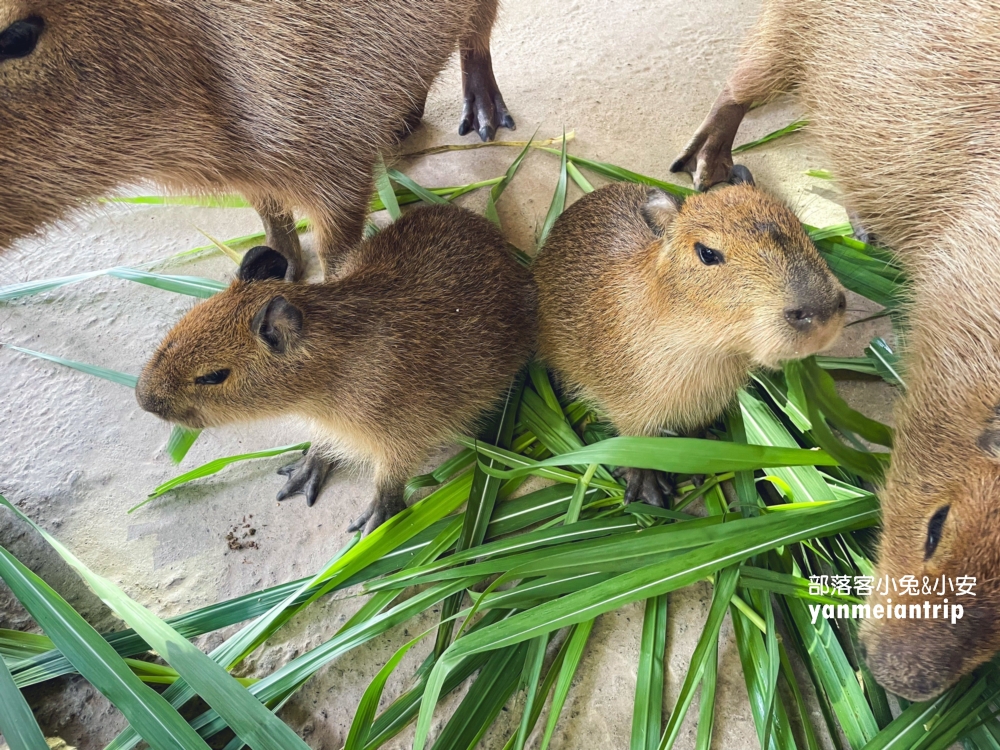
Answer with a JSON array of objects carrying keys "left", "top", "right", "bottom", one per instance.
[{"left": 0, "top": 0, "right": 513, "bottom": 275}]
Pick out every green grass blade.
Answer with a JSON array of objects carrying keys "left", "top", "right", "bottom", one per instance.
[
  {"left": 386, "top": 169, "right": 450, "bottom": 206},
  {"left": 430, "top": 642, "right": 529, "bottom": 750},
  {"left": 808, "top": 223, "right": 855, "bottom": 242},
  {"left": 816, "top": 245, "right": 901, "bottom": 308},
  {"left": 0, "top": 497, "right": 312, "bottom": 750},
  {"left": 732, "top": 119, "right": 808, "bottom": 154},
  {"left": 105, "top": 268, "right": 225, "bottom": 298},
  {"left": 165, "top": 426, "right": 202, "bottom": 465},
  {"left": 374, "top": 154, "right": 401, "bottom": 221},
  {"left": 0, "top": 629, "right": 52, "bottom": 661},
  {"left": 536, "top": 149, "right": 693, "bottom": 199},
  {"left": 739, "top": 390, "right": 836, "bottom": 501},
  {"left": 412, "top": 497, "right": 878, "bottom": 750},
  {"left": 731, "top": 604, "right": 796, "bottom": 750},
  {"left": 4, "top": 345, "right": 138, "bottom": 388},
  {"left": 475, "top": 435, "right": 838, "bottom": 480},
  {"left": 486, "top": 133, "right": 536, "bottom": 226},
  {"left": 539, "top": 619, "right": 595, "bottom": 750},
  {"left": 0, "top": 270, "right": 107, "bottom": 302},
  {"left": 797, "top": 358, "right": 894, "bottom": 447},
  {"left": 866, "top": 338, "right": 906, "bottom": 389},
  {"left": 757, "top": 590, "right": 781, "bottom": 750},
  {"left": 105, "top": 195, "right": 252, "bottom": 208},
  {"left": 695, "top": 638, "right": 719, "bottom": 750},
  {"left": 344, "top": 634, "right": 426, "bottom": 750},
  {"left": 514, "top": 635, "right": 548, "bottom": 750},
  {"left": 133, "top": 443, "right": 310, "bottom": 509},
  {"left": 538, "top": 129, "right": 568, "bottom": 249},
  {"left": 566, "top": 161, "right": 595, "bottom": 194},
  {"left": 785, "top": 596, "right": 878, "bottom": 748},
  {"left": 0, "top": 534, "right": 210, "bottom": 749},
  {"left": 404, "top": 448, "right": 475, "bottom": 501},
  {"left": 657, "top": 566, "right": 739, "bottom": 750},
  {"left": 436, "top": 376, "right": 523, "bottom": 655},
  {"left": 11, "top": 571, "right": 345, "bottom": 688},
  {"left": 815, "top": 356, "right": 880, "bottom": 378},
  {"left": 0, "top": 643, "right": 49, "bottom": 750},
  {"left": 362, "top": 611, "right": 509, "bottom": 750},
  {"left": 631, "top": 593, "right": 667, "bottom": 750},
  {"left": 366, "top": 515, "right": 636, "bottom": 593}
]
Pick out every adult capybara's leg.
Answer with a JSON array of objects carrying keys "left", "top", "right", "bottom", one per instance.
[
  {"left": 311, "top": 182, "right": 372, "bottom": 279},
  {"left": 458, "top": 0, "right": 515, "bottom": 142},
  {"left": 254, "top": 200, "right": 306, "bottom": 281},
  {"left": 671, "top": 0, "right": 803, "bottom": 191}
]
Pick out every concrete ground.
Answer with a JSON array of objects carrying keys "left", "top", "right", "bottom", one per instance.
[{"left": 0, "top": 0, "right": 894, "bottom": 748}]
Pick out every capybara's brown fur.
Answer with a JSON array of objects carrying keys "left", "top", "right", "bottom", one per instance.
[
  {"left": 136, "top": 205, "right": 536, "bottom": 534},
  {"left": 672, "top": 0, "right": 1000, "bottom": 700},
  {"left": 533, "top": 170, "right": 845, "bottom": 506},
  {"left": 0, "top": 0, "right": 513, "bottom": 278}
]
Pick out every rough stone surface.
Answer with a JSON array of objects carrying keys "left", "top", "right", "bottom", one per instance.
[{"left": 0, "top": 0, "right": 893, "bottom": 747}]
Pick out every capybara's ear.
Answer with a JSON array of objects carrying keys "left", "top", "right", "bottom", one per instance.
[
  {"left": 251, "top": 295, "right": 303, "bottom": 353},
  {"left": 728, "top": 164, "right": 756, "bottom": 186},
  {"left": 239, "top": 246, "right": 289, "bottom": 283},
  {"left": 976, "top": 406, "right": 1000, "bottom": 460},
  {"left": 640, "top": 188, "right": 684, "bottom": 237}
]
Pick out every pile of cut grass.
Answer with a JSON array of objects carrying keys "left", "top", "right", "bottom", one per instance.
[{"left": 3, "top": 125, "right": 998, "bottom": 750}]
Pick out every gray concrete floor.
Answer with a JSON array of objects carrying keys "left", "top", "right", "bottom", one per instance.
[{"left": 0, "top": 0, "right": 894, "bottom": 748}]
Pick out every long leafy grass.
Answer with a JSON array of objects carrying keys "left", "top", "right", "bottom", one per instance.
[{"left": 2, "top": 123, "right": 996, "bottom": 750}]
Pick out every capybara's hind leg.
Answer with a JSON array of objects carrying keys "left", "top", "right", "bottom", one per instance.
[
  {"left": 395, "top": 90, "right": 429, "bottom": 141},
  {"left": 313, "top": 185, "right": 373, "bottom": 279},
  {"left": 458, "top": 0, "right": 514, "bottom": 142},
  {"left": 255, "top": 200, "right": 306, "bottom": 281}
]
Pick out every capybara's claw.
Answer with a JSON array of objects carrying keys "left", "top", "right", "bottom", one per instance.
[{"left": 276, "top": 451, "right": 334, "bottom": 506}]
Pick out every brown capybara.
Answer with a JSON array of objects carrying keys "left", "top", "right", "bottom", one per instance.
[
  {"left": 533, "top": 167, "right": 845, "bottom": 505},
  {"left": 136, "top": 205, "right": 536, "bottom": 534},
  {"left": 672, "top": 0, "right": 1000, "bottom": 700},
  {"left": 0, "top": 0, "right": 514, "bottom": 279}
]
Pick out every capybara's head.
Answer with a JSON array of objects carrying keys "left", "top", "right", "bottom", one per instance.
[
  {"left": 137, "top": 247, "right": 310, "bottom": 430},
  {"left": 0, "top": 1, "right": 215, "bottom": 248},
  {"left": 861, "top": 391, "right": 1000, "bottom": 701},
  {"left": 644, "top": 165, "right": 846, "bottom": 366}
]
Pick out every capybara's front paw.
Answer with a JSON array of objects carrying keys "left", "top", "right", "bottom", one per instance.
[
  {"left": 276, "top": 451, "right": 335, "bottom": 507},
  {"left": 670, "top": 99, "right": 748, "bottom": 192},
  {"left": 618, "top": 467, "right": 676, "bottom": 508},
  {"left": 347, "top": 491, "right": 408, "bottom": 536}
]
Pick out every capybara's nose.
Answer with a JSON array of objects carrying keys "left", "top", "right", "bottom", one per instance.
[
  {"left": 135, "top": 378, "right": 168, "bottom": 418},
  {"left": 785, "top": 290, "right": 845, "bottom": 332},
  {"left": 785, "top": 305, "right": 818, "bottom": 331}
]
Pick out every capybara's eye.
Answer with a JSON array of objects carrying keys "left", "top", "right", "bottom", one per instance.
[
  {"left": 925, "top": 505, "right": 950, "bottom": 560},
  {"left": 0, "top": 17, "right": 45, "bottom": 61},
  {"left": 695, "top": 242, "right": 724, "bottom": 266},
  {"left": 195, "top": 369, "right": 231, "bottom": 386}
]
